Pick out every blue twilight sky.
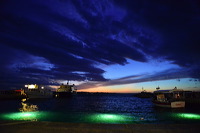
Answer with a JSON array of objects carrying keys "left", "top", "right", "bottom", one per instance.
[{"left": 0, "top": 0, "right": 200, "bottom": 92}]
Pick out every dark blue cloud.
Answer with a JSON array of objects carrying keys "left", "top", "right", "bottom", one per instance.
[
  {"left": 78, "top": 68, "right": 194, "bottom": 90},
  {"left": 0, "top": 0, "right": 200, "bottom": 89}
]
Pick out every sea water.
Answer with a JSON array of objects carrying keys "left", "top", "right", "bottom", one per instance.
[{"left": 0, "top": 93, "right": 200, "bottom": 124}]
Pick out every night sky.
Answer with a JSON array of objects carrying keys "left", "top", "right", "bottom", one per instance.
[{"left": 0, "top": 0, "right": 200, "bottom": 92}]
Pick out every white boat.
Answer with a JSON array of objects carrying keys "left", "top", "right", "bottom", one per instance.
[
  {"left": 24, "top": 84, "right": 53, "bottom": 99},
  {"left": 152, "top": 87, "right": 185, "bottom": 108},
  {"left": 55, "top": 82, "right": 77, "bottom": 98}
]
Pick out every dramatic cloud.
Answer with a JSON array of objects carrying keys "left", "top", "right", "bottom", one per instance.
[
  {"left": 0, "top": 0, "right": 199, "bottom": 89},
  {"left": 78, "top": 67, "right": 193, "bottom": 90}
]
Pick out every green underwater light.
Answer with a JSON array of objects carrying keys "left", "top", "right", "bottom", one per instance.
[
  {"left": 1, "top": 111, "right": 48, "bottom": 121},
  {"left": 175, "top": 113, "right": 200, "bottom": 120},
  {"left": 88, "top": 113, "right": 134, "bottom": 124},
  {"left": 97, "top": 114, "right": 123, "bottom": 120}
]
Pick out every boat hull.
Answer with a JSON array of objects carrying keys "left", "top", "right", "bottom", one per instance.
[
  {"left": 25, "top": 92, "right": 53, "bottom": 99},
  {"left": 171, "top": 101, "right": 185, "bottom": 108},
  {"left": 55, "top": 92, "right": 73, "bottom": 98},
  {"left": 153, "top": 101, "right": 185, "bottom": 108}
]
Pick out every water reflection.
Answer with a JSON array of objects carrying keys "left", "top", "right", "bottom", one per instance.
[
  {"left": 19, "top": 99, "right": 38, "bottom": 112},
  {"left": 3, "top": 99, "right": 40, "bottom": 121},
  {"left": 1, "top": 99, "right": 48, "bottom": 121}
]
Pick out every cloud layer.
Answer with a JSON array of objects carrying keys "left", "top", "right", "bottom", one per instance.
[{"left": 0, "top": 0, "right": 200, "bottom": 89}]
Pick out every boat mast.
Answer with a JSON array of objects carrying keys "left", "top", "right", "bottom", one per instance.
[{"left": 156, "top": 86, "right": 160, "bottom": 90}]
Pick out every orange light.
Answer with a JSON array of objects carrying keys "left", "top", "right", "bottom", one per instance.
[{"left": 14, "top": 90, "right": 21, "bottom": 92}]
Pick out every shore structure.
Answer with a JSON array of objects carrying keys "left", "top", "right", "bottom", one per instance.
[
  {"left": 134, "top": 87, "right": 153, "bottom": 98},
  {"left": 0, "top": 89, "right": 26, "bottom": 100},
  {"left": 0, "top": 121, "right": 200, "bottom": 133}
]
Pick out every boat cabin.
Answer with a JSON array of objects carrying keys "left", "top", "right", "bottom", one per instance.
[{"left": 153, "top": 88, "right": 185, "bottom": 102}]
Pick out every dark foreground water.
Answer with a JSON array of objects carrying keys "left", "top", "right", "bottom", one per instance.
[{"left": 0, "top": 93, "right": 200, "bottom": 124}]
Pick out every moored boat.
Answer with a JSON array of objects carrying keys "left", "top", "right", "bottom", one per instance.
[
  {"left": 55, "top": 82, "right": 77, "bottom": 98},
  {"left": 152, "top": 87, "right": 185, "bottom": 108},
  {"left": 24, "top": 84, "right": 53, "bottom": 99}
]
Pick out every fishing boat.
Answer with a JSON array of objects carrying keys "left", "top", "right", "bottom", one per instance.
[
  {"left": 24, "top": 84, "right": 53, "bottom": 99},
  {"left": 152, "top": 87, "right": 185, "bottom": 108},
  {"left": 55, "top": 82, "right": 77, "bottom": 98}
]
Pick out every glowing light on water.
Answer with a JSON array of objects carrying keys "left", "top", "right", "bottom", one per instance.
[
  {"left": 88, "top": 113, "right": 135, "bottom": 124},
  {"left": 173, "top": 113, "right": 200, "bottom": 120},
  {"left": 1, "top": 111, "right": 49, "bottom": 121},
  {"left": 0, "top": 111, "right": 155, "bottom": 123}
]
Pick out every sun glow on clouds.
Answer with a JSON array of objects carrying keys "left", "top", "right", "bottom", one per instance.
[
  {"left": 79, "top": 85, "right": 137, "bottom": 93},
  {"left": 79, "top": 78, "right": 199, "bottom": 93},
  {"left": 78, "top": 59, "right": 199, "bottom": 93}
]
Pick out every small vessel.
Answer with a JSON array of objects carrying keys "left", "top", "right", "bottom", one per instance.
[
  {"left": 55, "top": 82, "right": 77, "bottom": 98},
  {"left": 24, "top": 84, "right": 53, "bottom": 99},
  {"left": 134, "top": 87, "right": 153, "bottom": 98},
  {"left": 152, "top": 87, "right": 185, "bottom": 108}
]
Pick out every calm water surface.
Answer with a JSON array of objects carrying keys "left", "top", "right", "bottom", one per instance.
[{"left": 0, "top": 93, "right": 200, "bottom": 124}]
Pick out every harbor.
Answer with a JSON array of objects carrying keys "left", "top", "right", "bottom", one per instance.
[
  {"left": 1, "top": 85, "right": 200, "bottom": 108},
  {"left": 1, "top": 93, "right": 200, "bottom": 124},
  {"left": 0, "top": 0, "right": 200, "bottom": 132},
  {"left": 1, "top": 89, "right": 200, "bottom": 132}
]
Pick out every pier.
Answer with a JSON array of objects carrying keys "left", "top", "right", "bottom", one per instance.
[{"left": 1, "top": 121, "right": 200, "bottom": 133}]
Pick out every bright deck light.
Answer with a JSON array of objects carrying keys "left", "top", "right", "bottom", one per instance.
[{"left": 26, "top": 84, "right": 38, "bottom": 89}]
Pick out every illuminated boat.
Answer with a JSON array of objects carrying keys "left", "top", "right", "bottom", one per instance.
[
  {"left": 55, "top": 83, "right": 77, "bottom": 98},
  {"left": 152, "top": 87, "right": 185, "bottom": 108},
  {"left": 24, "top": 84, "right": 53, "bottom": 99}
]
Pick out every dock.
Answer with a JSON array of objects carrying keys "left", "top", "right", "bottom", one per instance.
[{"left": 1, "top": 121, "right": 200, "bottom": 133}]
